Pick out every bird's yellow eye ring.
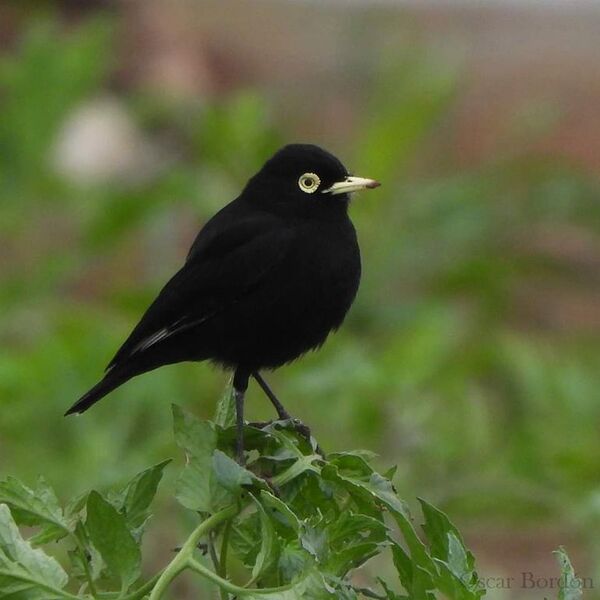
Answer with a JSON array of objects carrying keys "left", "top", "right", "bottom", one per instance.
[{"left": 298, "top": 172, "right": 320, "bottom": 194}]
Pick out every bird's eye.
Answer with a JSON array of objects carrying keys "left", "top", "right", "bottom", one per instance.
[{"left": 298, "top": 172, "right": 320, "bottom": 194}]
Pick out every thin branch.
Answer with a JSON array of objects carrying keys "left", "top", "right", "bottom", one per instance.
[
  {"left": 218, "top": 519, "right": 233, "bottom": 600},
  {"left": 187, "top": 558, "right": 294, "bottom": 596},
  {"left": 148, "top": 504, "right": 239, "bottom": 600}
]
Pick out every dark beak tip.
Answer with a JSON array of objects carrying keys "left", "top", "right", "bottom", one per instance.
[{"left": 367, "top": 180, "right": 381, "bottom": 189}]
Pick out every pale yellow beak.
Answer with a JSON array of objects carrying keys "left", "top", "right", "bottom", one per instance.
[{"left": 323, "top": 176, "right": 381, "bottom": 195}]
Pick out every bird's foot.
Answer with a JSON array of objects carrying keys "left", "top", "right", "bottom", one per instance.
[{"left": 248, "top": 418, "right": 325, "bottom": 459}]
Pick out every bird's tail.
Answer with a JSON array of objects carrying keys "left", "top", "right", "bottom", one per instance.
[{"left": 65, "top": 367, "right": 131, "bottom": 415}]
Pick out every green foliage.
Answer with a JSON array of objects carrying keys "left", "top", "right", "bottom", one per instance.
[
  {"left": 1, "top": 9, "right": 600, "bottom": 595},
  {"left": 555, "top": 548, "right": 583, "bottom": 600},
  {"left": 0, "top": 504, "right": 69, "bottom": 600},
  {"left": 0, "top": 17, "right": 113, "bottom": 201},
  {"left": 0, "top": 392, "right": 583, "bottom": 598}
]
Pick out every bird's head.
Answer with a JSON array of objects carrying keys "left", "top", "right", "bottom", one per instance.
[{"left": 245, "top": 144, "right": 380, "bottom": 216}]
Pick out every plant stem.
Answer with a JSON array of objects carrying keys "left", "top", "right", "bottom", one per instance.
[
  {"left": 187, "top": 558, "right": 294, "bottom": 596},
  {"left": 148, "top": 505, "right": 239, "bottom": 600},
  {"left": 119, "top": 572, "right": 163, "bottom": 600},
  {"left": 0, "top": 570, "right": 81, "bottom": 600},
  {"left": 271, "top": 454, "right": 320, "bottom": 487},
  {"left": 218, "top": 519, "right": 233, "bottom": 600},
  {"left": 208, "top": 530, "right": 221, "bottom": 573}
]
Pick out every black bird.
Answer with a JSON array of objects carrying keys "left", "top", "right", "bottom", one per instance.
[{"left": 66, "top": 144, "right": 380, "bottom": 459}]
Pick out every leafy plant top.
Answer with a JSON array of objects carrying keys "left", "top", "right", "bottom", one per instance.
[{"left": 0, "top": 388, "right": 582, "bottom": 599}]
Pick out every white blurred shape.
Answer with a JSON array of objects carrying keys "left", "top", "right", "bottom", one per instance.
[{"left": 52, "top": 97, "right": 162, "bottom": 185}]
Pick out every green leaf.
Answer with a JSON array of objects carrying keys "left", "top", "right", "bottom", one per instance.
[
  {"left": 173, "top": 404, "right": 217, "bottom": 459},
  {"left": 86, "top": 491, "right": 141, "bottom": 589},
  {"left": 300, "top": 523, "right": 328, "bottom": 565},
  {"left": 418, "top": 499, "right": 483, "bottom": 598},
  {"left": 419, "top": 499, "right": 470, "bottom": 565},
  {"left": 173, "top": 406, "right": 233, "bottom": 512},
  {"left": 260, "top": 490, "right": 301, "bottom": 534},
  {"left": 327, "top": 511, "right": 387, "bottom": 548},
  {"left": 119, "top": 460, "right": 170, "bottom": 529},
  {"left": 249, "top": 493, "right": 280, "bottom": 584},
  {"left": 391, "top": 543, "right": 414, "bottom": 593},
  {"left": 325, "top": 511, "right": 388, "bottom": 575},
  {"left": 69, "top": 521, "right": 104, "bottom": 583},
  {"left": 0, "top": 504, "right": 69, "bottom": 599},
  {"left": 245, "top": 568, "right": 339, "bottom": 599},
  {"left": 279, "top": 540, "right": 311, "bottom": 581},
  {"left": 214, "top": 378, "right": 236, "bottom": 428},
  {"left": 76, "top": 519, "right": 103, "bottom": 580},
  {"left": 554, "top": 547, "right": 583, "bottom": 600},
  {"left": 445, "top": 532, "right": 471, "bottom": 583},
  {"left": 272, "top": 455, "right": 321, "bottom": 488},
  {"left": 329, "top": 450, "right": 378, "bottom": 465},
  {"left": 212, "top": 450, "right": 255, "bottom": 493},
  {"left": 384, "top": 506, "right": 437, "bottom": 595},
  {"left": 0, "top": 477, "right": 70, "bottom": 545},
  {"left": 321, "top": 464, "right": 408, "bottom": 517},
  {"left": 230, "top": 514, "right": 262, "bottom": 566},
  {"left": 326, "top": 542, "right": 383, "bottom": 577}
]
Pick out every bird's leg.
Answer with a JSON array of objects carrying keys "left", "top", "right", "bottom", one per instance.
[
  {"left": 252, "top": 371, "right": 291, "bottom": 419},
  {"left": 252, "top": 371, "right": 323, "bottom": 457},
  {"left": 233, "top": 368, "right": 250, "bottom": 465}
]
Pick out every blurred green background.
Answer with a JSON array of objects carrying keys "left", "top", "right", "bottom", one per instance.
[{"left": 1, "top": 1, "right": 600, "bottom": 597}]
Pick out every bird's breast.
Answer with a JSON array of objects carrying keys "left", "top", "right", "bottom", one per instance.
[
  {"left": 252, "top": 221, "right": 361, "bottom": 366},
  {"left": 208, "top": 219, "right": 361, "bottom": 370}
]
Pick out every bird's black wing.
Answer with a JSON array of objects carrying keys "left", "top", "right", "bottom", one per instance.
[{"left": 106, "top": 211, "right": 292, "bottom": 370}]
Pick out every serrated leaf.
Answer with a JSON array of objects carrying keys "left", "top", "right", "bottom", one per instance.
[
  {"left": 86, "top": 491, "right": 140, "bottom": 589},
  {"left": 300, "top": 523, "right": 328, "bottom": 565},
  {"left": 230, "top": 514, "right": 261, "bottom": 565},
  {"left": 329, "top": 450, "right": 378, "bottom": 464},
  {"left": 389, "top": 514, "right": 436, "bottom": 589},
  {"left": 173, "top": 404, "right": 216, "bottom": 459},
  {"left": 445, "top": 532, "right": 471, "bottom": 582},
  {"left": 327, "top": 511, "right": 387, "bottom": 548},
  {"left": 272, "top": 455, "right": 321, "bottom": 488},
  {"left": 321, "top": 464, "right": 408, "bottom": 517},
  {"left": 249, "top": 493, "right": 280, "bottom": 584},
  {"left": 326, "top": 541, "right": 383, "bottom": 576},
  {"left": 0, "top": 504, "right": 69, "bottom": 598},
  {"left": 245, "top": 568, "right": 338, "bottom": 599},
  {"left": 120, "top": 460, "right": 170, "bottom": 529},
  {"left": 434, "top": 560, "right": 483, "bottom": 600},
  {"left": 260, "top": 490, "right": 300, "bottom": 534},
  {"left": 324, "top": 510, "right": 387, "bottom": 576},
  {"left": 384, "top": 465, "right": 398, "bottom": 481},
  {"left": 176, "top": 456, "right": 213, "bottom": 512},
  {"left": 0, "top": 477, "right": 70, "bottom": 544},
  {"left": 64, "top": 491, "right": 88, "bottom": 519},
  {"left": 72, "top": 520, "right": 104, "bottom": 582},
  {"left": 555, "top": 547, "right": 583, "bottom": 600},
  {"left": 214, "top": 379, "right": 236, "bottom": 428},
  {"left": 212, "top": 450, "right": 255, "bottom": 493},
  {"left": 418, "top": 500, "right": 482, "bottom": 598},
  {"left": 418, "top": 499, "right": 469, "bottom": 564},
  {"left": 391, "top": 543, "right": 414, "bottom": 592},
  {"left": 173, "top": 405, "right": 233, "bottom": 512},
  {"left": 279, "top": 540, "right": 311, "bottom": 581}
]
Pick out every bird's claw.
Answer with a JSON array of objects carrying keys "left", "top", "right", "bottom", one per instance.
[{"left": 248, "top": 418, "right": 325, "bottom": 459}]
